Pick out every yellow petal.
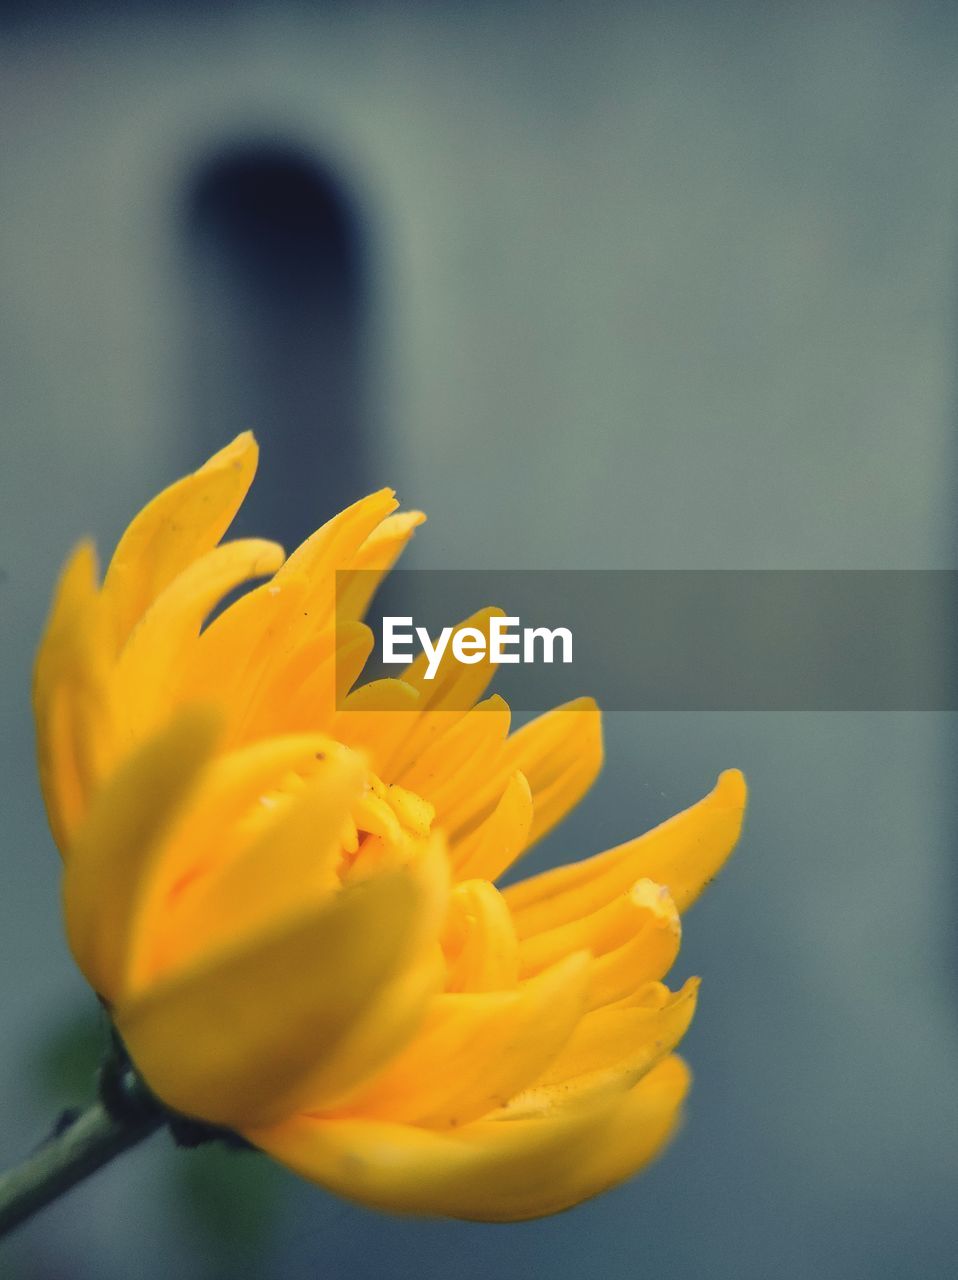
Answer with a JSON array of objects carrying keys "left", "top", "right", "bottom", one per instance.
[
  {"left": 230, "top": 626, "right": 341, "bottom": 743},
  {"left": 335, "top": 511, "right": 427, "bottom": 623},
  {"left": 124, "top": 733, "right": 359, "bottom": 993},
  {"left": 333, "top": 952, "right": 590, "bottom": 1127},
  {"left": 288, "top": 837, "right": 451, "bottom": 1111},
  {"left": 216, "top": 618, "right": 376, "bottom": 745},
  {"left": 113, "top": 539, "right": 284, "bottom": 730},
  {"left": 248, "top": 1054, "right": 690, "bottom": 1221},
  {"left": 102, "top": 433, "right": 259, "bottom": 648},
  {"left": 505, "top": 769, "right": 747, "bottom": 936},
  {"left": 33, "top": 541, "right": 112, "bottom": 849},
  {"left": 296, "top": 943, "right": 446, "bottom": 1113},
  {"left": 403, "top": 608, "right": 505, "bottom": 712},
  {"left": 440, "top": 698, "right": 603, "bottom": 857},
  {"left": 62, "top": 708, "right": 220, "bottom": 1002},
  {"left": 376, "top": 609, "right": 506, "bottom": 779},
  {"left": 152, "top": 752, "right": 366, "bottom": 977},
  {"left": 585, "top": 885, "right": 681, "bottom": 1008},
  {"left": 333, "top": 621, "right": 376, "bottom": 701},
  {"left": 497, "top": 979, "right": 699, "bottom": 1118},
  {"left": 449, "top": 771, "right": 533, "bottom": 883},
  {"left": 331, "top": 679, "right": 422, "bottom": 774},
  {"left": 179, "top": 573, "right": 308, "bottom": 726},
  {"left": 116, "top": 867, "right": 434, "bottom": 1129},
  {"left": 505, "top": 697, "right": 603, "bottom": 847},
  {"left": 397, "top": 696, "right": 511, "bottom": 820},
  {"left": 276, "top": 489, "right": 399, "bottom": 641},
  {"left": 519, "top": 878, "right": 679, "bottom": 978},
  {"left": 442, "top": 880, "right": 520, "bottom": 992},
  {"left": 553, "top": 1054, "right": 691, "bottom": 1214}
]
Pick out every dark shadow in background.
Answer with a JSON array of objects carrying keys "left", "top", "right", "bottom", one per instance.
[{"left": 183, "top": 140, "right": 368, "bottom": 548}]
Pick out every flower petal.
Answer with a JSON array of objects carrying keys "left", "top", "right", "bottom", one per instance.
[
  {"left": 124, "top": 733, "right": 362, "bottom": 993},
  {"left": 151, "top": 752, "right": 366, "bottom": 977},
  {"left": 397, "top": 695, "right": 511, "bottom": 820},
  {"left": 518, "top": 878, "right": 679, "bottom": 978},
  {"left": 178, "top": 574, "right": 309, "bottom": 728},
  {"left": 330, "top": 679, "right": 422, "bottom": 773},
  {"left": 497, "top": 979, "right": 699, "bottom": 1118},
  {"left": 504, "top": 769, "right": 747, "bottom": 936},
  {"left": 440, "top": 698, "right": 603, "bottom": 856},
  {"left": 62, "top": 707, "right": 221, "bottom": 1001},
  {"left": 102, "top": 433, "right": 259, "bottom": 648},
  {"left": 375, "top": 609, "right": 506, "bottom": 779},
  {"left": 275, "top": 489, "right": 399, "bottom": 639},
  {"left": 113, "top": 539, "right": 284, "bottom": 731},
  {"left": 270, "top": 622, "right": 376, "bottom": 736},
  {"left": 449, "top": 771, "right": 534, "bottom": 883},
  {"left": 336, "top": 511, "right": 427, "bottom": 623},
  {"left": 585, "top": 888, "right": 681, "bottom": 1008},
  {"left": 248, "top": 1055, "right": 690, "bottom": 1221},
  {"left": 403, "top": 608, "right": 505, "bottom": 714},
  {"left": 116, "top": 866, "right": 436, "bottom": 1129},
  {"left": 33, "top": 541, "right": 112, "bottom": 848},
  {"left": 324, "top": 952, "right": 590, "bottom": 1128},
  {"left": 442, "top": 879, "right": 520, "bottom": 992},
  {"left": 287, "top": 836, "right": 451, "bottom": 1111}
]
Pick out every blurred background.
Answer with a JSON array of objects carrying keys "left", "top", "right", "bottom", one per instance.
[{"left": 2, "top": 1, "right": 958, "bottom": 1276}]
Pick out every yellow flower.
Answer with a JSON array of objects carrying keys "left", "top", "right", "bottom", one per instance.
[{"left": 33, "top": 434, "right": 746, "bottom": 1221}]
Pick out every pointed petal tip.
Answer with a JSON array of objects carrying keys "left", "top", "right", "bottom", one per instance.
[
  {"left": 51, "top": 539, "right": 101, "bottom": 600},
  {"left": 206, "top": 430, "right": 259, "bottom": 473},
  {"left": 482, "top": 693, "right": 511, "bottom": 715},
  {"left": 70, "top": 537, "right": 100, "bottom": 573},
  {"left": 573, "top": 695, "right": 600, "bottom": 712}
]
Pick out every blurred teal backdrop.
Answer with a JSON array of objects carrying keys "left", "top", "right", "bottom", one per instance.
[{"left": 1, "top": 2, "right": 957, "bottom": 1277}]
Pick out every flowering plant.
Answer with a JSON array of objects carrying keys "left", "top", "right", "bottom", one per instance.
[{"left": 1, "top": 435, "right": 745, "bottom": 1231}]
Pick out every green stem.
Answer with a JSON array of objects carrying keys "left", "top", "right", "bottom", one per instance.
[{"left": 0, "top": 1089, "right": 163, "bottom": 1238}]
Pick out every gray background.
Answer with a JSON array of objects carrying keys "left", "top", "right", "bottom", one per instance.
[{"left": 1, "top": 2, "right": 957, "bottom": 1277}]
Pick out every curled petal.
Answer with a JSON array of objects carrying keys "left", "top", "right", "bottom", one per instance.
[
  {"left": 505, "top": 769, "right": 747, "bottom": 935},
  {"left": 148, "top": 751, "right": 366, "bottom": 980},
  {"left": 497, "top": 978, "right": 699, "bottom": 1117},
  {"left": 440, "top": 698, "right": 603, "bottom": 858},
  {"left": 248, "top": 1055, "right": 690, "bottom": 1221},
  {"left": 113, "top": 540, "right": 285, "bottom": 731},
  {"left": 123, "top": 732, "right": 357, "bottom": 993},
  {"left": 102, "top": 432, "right": 259, "bottom": 649},
  {"left": 63, "top": 707, "right": 221, "bottom": 1002},
  {"left": 179, "top": 574, "right": 310, "bottom": 734},
  {"left": 518, "top": 878, "right": 679, "bottom": 977},
  {"left": 116, "top": 867, "right": 436, "bottom": 1129},
  {"left": 442, "top": 879, "right": 520, "bottom": 992},
  {"left": 288, "top": 837, "right": 451, "bottom": 1112},
  {"left": 585, "top": 889, "right": 681, "bottom": 1008},
  {"left": 316, "top": 952, "right": 590, "bottom": 1128}
]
